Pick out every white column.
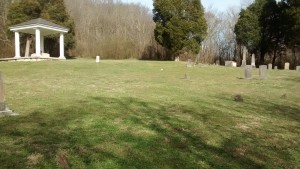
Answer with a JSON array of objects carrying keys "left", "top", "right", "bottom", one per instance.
[
  {"left": 59, "top": 33, "right": 65, "bottom": 59},
  {"left": 14, "top": 32, "right": 20, "bottom": 58},
  {"left": 40, "top": 35, "right": 44, "bottom": 54},
  {"left": 35, "top": 28, "right": 41, "bottom": 57}
]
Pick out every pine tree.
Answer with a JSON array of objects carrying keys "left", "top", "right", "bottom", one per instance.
[{"left": 153, "top": 0, "right": 207, "bottom": 59}]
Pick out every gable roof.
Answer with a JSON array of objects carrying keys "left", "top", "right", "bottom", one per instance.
[{"left": 10, "top": 18, "right": 68, "bottom": 30}]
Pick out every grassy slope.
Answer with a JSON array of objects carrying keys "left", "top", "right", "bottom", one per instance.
[{"left": 0, "top": 59, "right": 299, "bottom": 169}]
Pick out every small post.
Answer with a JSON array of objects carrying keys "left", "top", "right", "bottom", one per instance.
[
  {"left": 244, "top": 65, "right": 252, "bottom": 79},
  {"left": 96, "top": 56, "right": 100, "bottom": 63},
  {"left": 259, "top": 65, "right": 267, "bottom": 80}
]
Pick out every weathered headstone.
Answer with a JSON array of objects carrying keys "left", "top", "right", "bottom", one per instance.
[
  {"left": 0, "top": 73, "right": 15, "bottom": 115},
  {"left": 268, "top": 63, "right": 272, "bottom": 70},
  {"left": 225, "top": 61, "right": 237, "bottom": 67},
  {"left": 0, "top": 73, "right": 5, "bottom": 111},
  {"left": 296, "top": 66, "right": 300, "bottom": 72},
  {"left": 175, "top": 56, "right": 180, "bottom": 62},
  {"left": 96, "top": 56, "right": 100, "bottom": 63},
  {"left": 259, "top": 65, "right": 267, "bottom": 80},
  {"left": 274, "top": 66, "right": 278, "bottom": 70},
  {"left": 187, "top": 59, "right": 192, "bottom": 67},
  {"left": 216, "top": 60, "right": 220, "bottom": 65},
  {"left": 251, "top": 54, "right": 256, "bottom": 68},
  {"left": 244, "top": 65, "right": 252, "bottom": 79},
  {"left": 285, "top": 62, "right": 290, "bottom": 70},
  {"left": 241, "top": 47, "right": 247, "bottom": 67}
]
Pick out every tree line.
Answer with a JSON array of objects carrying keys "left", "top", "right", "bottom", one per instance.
[{"left": 0, "top": 0, "right": 299, "bottom": 68}]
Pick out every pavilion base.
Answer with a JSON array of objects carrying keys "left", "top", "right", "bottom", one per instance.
[{"left": 0, "top": 56, "right": 66, "bottom": 62}]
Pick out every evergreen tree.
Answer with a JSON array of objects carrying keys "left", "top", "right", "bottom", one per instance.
[
  {"left": 235, "top": 0, "right": 280, "bottom": 64},
  {"left": 153, "top": 0, "right": 207, "bottom": 59}
]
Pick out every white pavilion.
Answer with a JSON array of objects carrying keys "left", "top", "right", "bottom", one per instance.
[{"left": 9, "top": 18, "right": 69, "bottom": 60}]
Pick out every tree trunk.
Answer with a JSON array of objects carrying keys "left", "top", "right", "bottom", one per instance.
[{"left": 25, "top": 35, "right": 32, "bottom": 57}]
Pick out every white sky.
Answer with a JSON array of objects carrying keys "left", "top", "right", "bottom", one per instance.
[{"left": 122, "top": 0, "right": 243, "bottom": 12}]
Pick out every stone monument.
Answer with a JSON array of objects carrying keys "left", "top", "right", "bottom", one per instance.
[
  {"left": 296, "top": 66, "right": 300, "bottom": 72},
  {"left": 225, "top": 61, "right": 237, "bottom": 67},
  {"left": 259, "top": 65, "right": 267, "bottom": 80},
  {"left": 244, "top": 65, "right": 252, "bottom": 79},
  {"left": 251, "top": 54, "right": 256, "bottom": 68},
  {"left": 285, "top": 62, "right": 290, "bottom": 70},
  {"left": 241, "top": 47, "right": 247, "bottom": 67},
  {"left": 0, "top": 73, "right": 15, "bottom": 115},
  {"left": 187, "top": 59, "right": 192, "bottom": 67},
  {"left": 268, "top": 64, "right": 272, "bottom": 70},
  {"left": 274, "top": 66, "right": 278, "bottom": 70},
  {"left": 96, "top": 56, "right": 100, "bottom": 63}
]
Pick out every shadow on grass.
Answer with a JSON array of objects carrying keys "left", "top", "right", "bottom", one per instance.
[{"left": 0, "top": 96, "right": 298, "bottom": 168}]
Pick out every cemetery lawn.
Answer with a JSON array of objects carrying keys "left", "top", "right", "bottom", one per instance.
[{"left": 0, "top": 59, "right": 299, "bottom": 169}]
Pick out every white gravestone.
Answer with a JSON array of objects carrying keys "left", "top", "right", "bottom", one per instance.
[
  {"left": 251, "top": 54, "right": 256, "bottom": 68},
  {"left": 96, "top": 56, "right": 100, "bottom": 63},
  {"left": 285, "top": 62, "right": 290, "bottom": 70}
]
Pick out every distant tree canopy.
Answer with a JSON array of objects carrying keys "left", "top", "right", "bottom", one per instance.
[
  {"left": 153, "top": 0, "right": 207, "bottom": 58},
  {"left": 7, "top": 0, "right": 75, "bottom": 56},
  {"left": 235, "top": 0, "right": 300, "bottom": 65}
]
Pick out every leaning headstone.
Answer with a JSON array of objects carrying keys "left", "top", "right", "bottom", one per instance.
[
  {"left": 251, "top": 54, "right": 256, "bottom": 68},
  {"left": 285, "top": 62, "right": 290, "bottom": 70},
  {"left": 187, "top": 59, "right": 192, "bottom": 67},
  {"left": 274, "top": 66, "right": 278, "bottom": 70},
  {"left": 259, "top": 65, "right": 267, "bottom": 80},
  {"left": 268, "top": 64, "right": 272, "bottom": 70},
  {"left": 0, "top": 73, "right": 15, "bottom": 115},
  {"left": 296, "top": 66, "right": 300, "bottom": 72},
  {"left": 244, "top": 65, "right": 252, "bottom": 79},
  {"left": 96, "top": 56, "right": 100, "bottom": 63}
]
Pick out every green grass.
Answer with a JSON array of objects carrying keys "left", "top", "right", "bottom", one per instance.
[{"left": 0, "top": 59, "right": 299, "bottom": 169}]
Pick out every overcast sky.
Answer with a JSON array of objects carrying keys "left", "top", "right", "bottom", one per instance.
[{"left": 122, "top": 0, "right": 242, "bottom": 12}]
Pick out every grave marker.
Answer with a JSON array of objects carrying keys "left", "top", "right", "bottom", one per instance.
[
  {"left": 285, "top": 62, "right": 290, "bottom": 70},
  {"left": 296, "top": 66, "right": 300, "bottom": 72},
  {"left": 268, "top": 64, "right": 272, "bottom": 70},
  {"left": 96, "top": 56, "right": 100, "bottom": 63},
  {"left": 0, "top": 73, "right": 16, "bottom": 115},
  {"left": 244, "top": 65, "right": 252, "bottom": 79},
  {"left": 241, "top": 47, "right": 247, "bottom": 67},
  {"left": 187, "top": 59, "right": 192, "bottom": 67},
  {"left": 259, "top": 65, "right": 267, "bottom": 80},
  {"left": 251, "top": 54, "right": 256, "bottom": 68}
]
